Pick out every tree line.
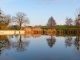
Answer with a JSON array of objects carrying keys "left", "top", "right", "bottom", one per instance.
[
  {"left": 0, "top": 8, "right": 80, "bottom": 30},
  {"left": 47, "top": 9, "right": 80, "bottom": 30},
  {"left": 0, "top": 9, "right": 29, "bottom": 30}
]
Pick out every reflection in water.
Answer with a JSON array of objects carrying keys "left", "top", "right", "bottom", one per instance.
[
  {"left": 74, "top": 35, "right": 80, "bottom": 55},
  {"left": 9, "top": 35, "right": 30, "bottom": 52},
  {"left": 0, "top": 35, "right": 30, "bottom": 55},
  {"left": 0, "top": 35, "right": 10, "bottom": 55},
  {"left": 65, "top": 35, "right": 73, "bottom": 47},
  {"left": 32, "top": 33, "right": 41, "bottom": 38},
  {"left": 1, "top": 34, "right": 80, "bottom": 59},
  {"left": 24, "top": 33, "right": 31, "bottom": 38},
  {"left": 46, "top": 36, "right": 56, "bottom": 48}
]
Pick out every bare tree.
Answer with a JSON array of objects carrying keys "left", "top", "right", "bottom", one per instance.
[
  {"left": 74, "top": 18, "right": 78, "bottom": 26},
  {"left": 47, "top": 16, "right": 56, "bottom": 29},
  {"left": 0, "top": 9, "right": 11, "bottom": 30},
  {"left": 0, "top": 9, "right": 5, "bottom": 24},
  {"left": 74, "top": 8, "right": 80, "bottom": 18},
  {"left": 4, "top": 14, "right": 11, "bottom": 25},
  {"left": 13, "top": 12, "right": 30, "bottom": 30},
  {"left": 65, "top": 17, "right": 73, "bottom": 30},
  {"left": 74, "top": 8, "right": 80, "bottom": 26}
]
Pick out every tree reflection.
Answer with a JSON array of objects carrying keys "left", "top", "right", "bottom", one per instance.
[
  {"left": 12, "top": 35, "right": 30, "bottom": 52},
  {"left": 0, "top": 40, "right": 5, "bottom": 55},
  {"left": 74, "top": 35, "right": 80, "bottom": 51},
  {"left": 73, "top": 35, "right": 80, "bottom": 56},
  {"left": 46, "top": 35, "right": 56, "bottom": 48},
  {"left": 65, "top": 35, "right": 73, "bottom": 47},
  {"left": 0, "top": 35, "right": 10, "bottom": 55},
  {"left": 32, "top": 33, "right": 41, "bottom": 38}
]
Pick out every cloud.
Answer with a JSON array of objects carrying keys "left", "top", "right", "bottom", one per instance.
[
  {"left": 0, "top": 0, "right": 15, "bottom": 3},
  {"left": 65, "top": 0, "right": 80, "bottom": 4},
  {"left": 72, "top": 0, "right": 80, "bottom": 4},
  {"left": 50, "top": 0, "right": 61, "bottom": 4},
  {"left": 36, "top": 0, "right": 80, "bottom": 4},
  {"left": 37, "top": 0, "right": 61, "bottom": 4},
  {"left": 38, "top": 1, "right": 47, "bottom": 4}
]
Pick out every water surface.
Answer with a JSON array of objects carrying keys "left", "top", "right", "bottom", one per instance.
[{"left": 0, "top": 35, "right": 80, "bottom": 60}]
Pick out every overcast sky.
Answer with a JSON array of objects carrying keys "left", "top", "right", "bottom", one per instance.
[{"left": 0, "top": 0, "right": 80, "bottom": 26}]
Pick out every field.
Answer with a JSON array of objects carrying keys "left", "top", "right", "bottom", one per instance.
[{"left": 40, "top": 26, "right": 76, "bottom": 30}]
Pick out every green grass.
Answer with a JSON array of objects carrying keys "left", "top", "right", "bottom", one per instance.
[
  {"left": 40, "top": 26, "right": 50, "bottom": 30},
  {"left": 40, "top": 26, "right": 76, "bottom": 30}
]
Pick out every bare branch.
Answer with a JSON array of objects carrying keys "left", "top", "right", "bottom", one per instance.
[{"left": 12, "top": 12, "right": 30, "bottom": 30}]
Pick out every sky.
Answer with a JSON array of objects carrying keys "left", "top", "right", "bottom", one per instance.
[{"left": 0, "top": 0, "right": 80, "bottom": 26}]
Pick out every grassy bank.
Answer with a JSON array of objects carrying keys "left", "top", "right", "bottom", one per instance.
[{"left": 40, "top": 26, "right": 76, "bottom": 30}]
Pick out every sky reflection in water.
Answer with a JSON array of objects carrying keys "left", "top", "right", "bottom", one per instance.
[{"left": 0, "top": 35, "right": 80, "bottom": 60}]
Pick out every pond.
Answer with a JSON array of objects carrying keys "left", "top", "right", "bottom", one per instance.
[{"left": 0, "top": 35, "right": 80, "bottom": 60}]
